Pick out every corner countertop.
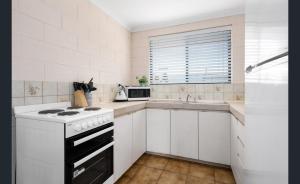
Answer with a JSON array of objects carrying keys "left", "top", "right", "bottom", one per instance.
[
  {"left": 96, "top": 100, "right": 245, "bottom": 123},
  {"left": 227, "top": 101, "right": 245, "bottom": 123}
]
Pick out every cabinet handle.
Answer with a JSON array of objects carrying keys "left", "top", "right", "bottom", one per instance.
[{"left": 237, "top": 136, "right": 245, "bottom": 148}]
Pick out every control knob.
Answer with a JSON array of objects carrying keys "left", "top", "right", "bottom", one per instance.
[
  {"left": 73, "top": 124, "right": 82, "bottom": 132},
  {"left": 81, "top": 122, "right": 87, "bottom": 129},
  {"left": 88, "top": 121, "right": 94, "bottom": 127}
]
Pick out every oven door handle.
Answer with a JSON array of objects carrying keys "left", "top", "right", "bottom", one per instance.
[
  {"left": 73, "top": 126, "right": 114, "bottom": 146},
  {"left": 73, "top": 141, "right": 114, "bottom": 168}
]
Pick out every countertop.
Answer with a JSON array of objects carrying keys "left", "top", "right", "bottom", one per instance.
[{"left": 96, "top": 100, "right": 245, "bottom": 123}]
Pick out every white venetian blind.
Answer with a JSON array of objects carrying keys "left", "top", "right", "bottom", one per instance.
[{"left": 149, "top": 26, "right": 232, "bottom": 84}]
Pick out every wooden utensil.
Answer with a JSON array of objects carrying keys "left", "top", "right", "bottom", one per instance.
[{"left": 74, "top": 90, "right": 88, "bottom": 107}]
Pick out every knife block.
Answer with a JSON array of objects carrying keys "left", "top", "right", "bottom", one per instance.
[{"left": 74, "top": 90, "right": 88, "bottom": 107}]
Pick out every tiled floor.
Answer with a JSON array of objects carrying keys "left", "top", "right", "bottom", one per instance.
[{"left": 115, "top": 153, "right": 236, "bottom": 184}]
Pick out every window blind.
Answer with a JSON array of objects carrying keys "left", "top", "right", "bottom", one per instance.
[{"left": 149, "top": 26, "right": 232, "bottom": 84}]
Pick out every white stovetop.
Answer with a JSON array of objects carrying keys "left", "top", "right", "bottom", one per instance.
[{"left": 14, "top": 102, "right": 113, "bottom": 123}]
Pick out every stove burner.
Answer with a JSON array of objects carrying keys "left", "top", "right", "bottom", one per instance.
[
  {"left": 67, "top": 106, "right": 83, "bottom": 110},
  {"left": 38, "top": 109, "right": 65, "bottom": 114},
  {"left": 85, "top": 107, "right": 101, "bottom": 111},
  {"left": 57, "top": 111, "right": 79, "bottom": 116}
]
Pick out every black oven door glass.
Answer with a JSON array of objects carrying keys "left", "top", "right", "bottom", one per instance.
[{"left": 72, "top": 146, "right": 113, "bottom": 184}]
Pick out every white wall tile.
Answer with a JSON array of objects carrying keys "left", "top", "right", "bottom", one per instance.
[
  {"left": 42, "top": 96, "right": 57, "bottom": 103},
  {"left": 58, "top": 82, "right": 71, "bottom": 95},
  {"left": 12, "top": 80, "right": 24, "bottom": 98},
  {"left": 25, "top": 81, "right": 42, "bottom": 97},
  {"left": 42, "top": 81, "right": 57, "bottom": 96},
  {"left": 25, "top": 97, "right": 43, "bottom": 105},
  {"left": 12, "top": 97, "right": 25, "bottom": 107},
  {"left": 58, "top": 95, "right": 69, "bottom": 102}
]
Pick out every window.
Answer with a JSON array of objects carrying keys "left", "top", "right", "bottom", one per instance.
[{"left": 149, "top": 26, "right": 232, "bottom": 84}]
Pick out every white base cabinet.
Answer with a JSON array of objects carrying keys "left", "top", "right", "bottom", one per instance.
[
  {"left": 114, "top": 114, "right": 133, "bottom": 181},
  {"left": 146, "top": 109, "right": 170, "bottom": 154},
  {"left": 171, "top": 110, "right": 198, "bottom": 159},
  {"left": 231, "top": 115, "right": 246, "bottom": 184},
  {"left": 132, "top": 109, "right": 146, "bottom": 163},
  {"left": 114, "top": 110, "right": 146, "bottom": 182},
  {"left": 198, "top": 111, "right": 230, "bottom": 165}
]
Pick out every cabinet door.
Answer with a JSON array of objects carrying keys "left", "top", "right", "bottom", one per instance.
[
  {"left": 171, "top": 110, "right": 198, "bottom": 159},
  {"left": 114, "top": 114, "right": 133, "bottom": 181},
  {"left": 146, "top": 109, "right": 170, "bottom": 154},
  {"left": 132, "top": 109, "right": 146, "bottom": 163},
  {"left": 198, "top": 111, "right": 230, "bottom": 165},
  {"left": 231, "top": 115, "right": 239, "bottom": 182}
]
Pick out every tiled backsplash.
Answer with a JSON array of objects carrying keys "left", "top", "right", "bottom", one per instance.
[
  {"left": 12, "top": 80, "right": 244, "bottom": 108},
  {"left": 150, "top": 84, "right": 244, "bottom": 101},
  {"left": 12, "top": 80, "right": 118, "bottom": 108}
]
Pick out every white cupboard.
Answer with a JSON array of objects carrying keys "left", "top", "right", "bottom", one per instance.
[
  {"left": 114, "top": 114, "right": 133, "bottom": 181},
  {"left": 230, "top": 114, "right": 246, "bottom": 184},
  {"left": 132, "top": 109, "right": 146, "bottom": 163},
  {"left": 146, "top": 109, "right": 170, "bottom": 154},
  {"left": 171, "top": 110, "right": 198, "bottom": 159},
  {"left": 198, "top": 111, "right": 230, "bottom": 165},
  {"left": 114, "top": 109, "right": 146, "bottom": 182}
]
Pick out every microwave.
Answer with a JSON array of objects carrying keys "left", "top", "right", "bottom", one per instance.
[{"left": 125, "top": 86, "right": 151, "bottom": 101}]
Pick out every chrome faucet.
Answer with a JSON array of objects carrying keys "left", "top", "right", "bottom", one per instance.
[{"left": 186, "top": 94, "right": 192, "bottom": 103}]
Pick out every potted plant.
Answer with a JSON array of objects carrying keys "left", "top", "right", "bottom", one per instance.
[{"left": 136, "top": 75, "right": 148, "bottom": 86}]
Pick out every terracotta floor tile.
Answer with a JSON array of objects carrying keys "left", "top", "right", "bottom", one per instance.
[
  {"left": 164, "top": 159, "right": 190, "bottom": 174},
  {"left": 145, "top": 155, "right": 169, "bottom": 169},
  {"left": 188, "top": 163, "right": 214, "bottom": 180},
  {"left": 136, "top": 154, "right": 151, "bottom": 165},
  {"left": 129, "top": 166, "right": 162, "bottom": 184},
  {"left": 157, "top": 171, "right": 187, "bottom": 184},
  {"left": 124, "top": 164, "right": 142, "bottom": 178},
  {"left": 115, "top": 175, "right": 131, "bottom": 184},
  {"left": 215, "top": 168, "right": 236, "bottom": 184},
  {"left": 186, "top": 175, "right": 214, "bottom": 184}
]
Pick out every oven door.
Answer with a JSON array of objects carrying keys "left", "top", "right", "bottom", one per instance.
[
  {"left": 72, "top": 143, "right": 113, "bottom": 184},
  {"left": 65, "top": 123, "right": 114, "bottom": 184}
]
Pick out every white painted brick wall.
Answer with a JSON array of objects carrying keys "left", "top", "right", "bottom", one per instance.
[{"left": 12, "top": 0, "right": 131, "bottom": 85}]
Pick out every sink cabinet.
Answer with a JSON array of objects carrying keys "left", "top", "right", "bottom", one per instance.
[
  {"left": 170, "top": 110, "right": 198, "bottom": 159},
  {"left": 146, "top": 109, "right": 170, "bottom": 154},
  {"left": 146, "top": 108, "right": 230, "bottom": 165},
  {"left": 198, "top": 111, "right": 230, "bottom": 165}
]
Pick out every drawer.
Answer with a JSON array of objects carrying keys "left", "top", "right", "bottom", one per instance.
[{"left": 236, "top": 119, "right": 245, "bottom": 144}]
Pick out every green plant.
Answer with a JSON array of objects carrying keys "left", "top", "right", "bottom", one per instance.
[{"left": 136, "top": 75, "right": 148, "bottom": 86}]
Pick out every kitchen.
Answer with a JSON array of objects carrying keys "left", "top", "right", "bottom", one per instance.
[{"left": 10, "top": 0, "right": 288, "bottom": 184}]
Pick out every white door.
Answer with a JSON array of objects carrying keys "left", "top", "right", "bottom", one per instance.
[
  {"left": 171, "top": 110, "right": 198, "bottom": 159},
  {"left": 146, "top": 109, "right": 170, "bottom": 154},
  {"left": 132, "top": 109, "right": 146, "bottom": 162},
  {"left": 198, "top": 111, "right": 230, "bottom": 165},
  {"left": 114, "top": 114, "right": 133, "bottom": 181}
]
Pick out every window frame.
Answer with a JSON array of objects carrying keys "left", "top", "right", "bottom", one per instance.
[{"left": 149, "top": 25, "right": 232, "bottom": 85}]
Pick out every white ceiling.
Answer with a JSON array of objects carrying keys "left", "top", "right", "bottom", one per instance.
[{"left": 90, "top": 0, "right": 244, "bottom": 32}]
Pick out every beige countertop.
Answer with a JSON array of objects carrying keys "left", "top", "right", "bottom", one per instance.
[
  {"left": 227, "top": 101, "right": 245, "bottom": 123},
  {"left": 96, "top": 100, "right": 244, "bottom": 123}
]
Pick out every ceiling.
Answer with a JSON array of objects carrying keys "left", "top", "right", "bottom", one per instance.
[{"left": 90, "top": 0, "right": 244, "bottom": 32}]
